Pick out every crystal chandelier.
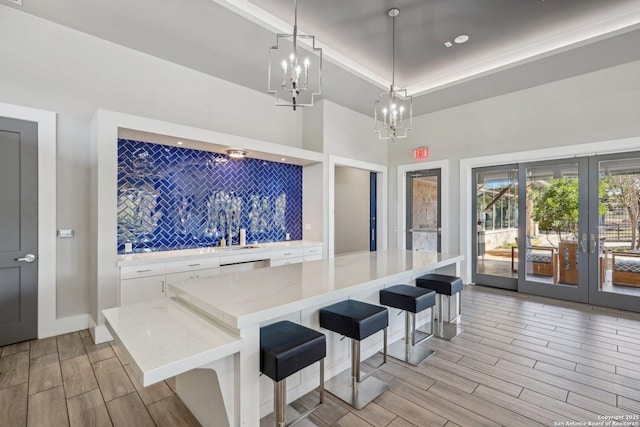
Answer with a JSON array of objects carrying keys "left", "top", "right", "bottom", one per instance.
[
  {"left": 268, "top": 0, "right": 322, "bottom": 110},
  {"left": 375, "top": 8, "right": 412, "bottom": 141}
]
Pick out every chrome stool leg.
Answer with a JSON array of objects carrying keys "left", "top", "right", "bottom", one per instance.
[
  {"left": 386, "top": 309, "right": 435, "bottom": 365},
  {"left": 324, "top": 329, "right": 389, "bottom": 410}
]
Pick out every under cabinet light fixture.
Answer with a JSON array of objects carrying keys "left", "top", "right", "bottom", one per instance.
[{"left": 226, "top": 149, "right": 247, "bottom": 159}]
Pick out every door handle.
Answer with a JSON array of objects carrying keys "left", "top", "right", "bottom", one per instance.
[
  {"left": 590, "top": 234, "right": 597, "bottom": 254},
  {"left": 579, "top": 234, "right": 587, "bottom": 253},
  {"left": 15, "top": 254, "right": 36, "bottom": 263}
]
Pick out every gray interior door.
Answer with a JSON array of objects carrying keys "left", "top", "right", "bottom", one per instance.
[{"left": 0, "top": 117, "right": 38, "bottom": 346}]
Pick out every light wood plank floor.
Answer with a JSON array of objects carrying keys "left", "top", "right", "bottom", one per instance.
[{"left": 2, "top": 285, "right": 640, "bottom": 426}]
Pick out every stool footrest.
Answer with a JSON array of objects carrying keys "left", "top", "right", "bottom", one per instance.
[
  {"left": 324, "top": 370, "right": 390, "bottom": 410},
  {"left": 385, "top": 339, "right": 435, "bottom": 366}
]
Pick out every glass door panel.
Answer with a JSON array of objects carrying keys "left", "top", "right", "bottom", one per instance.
[
  {"left": 588, "top": 154, "right": 640, "bottom": 311},
  {"left": 406, "top": 170, "right": 441, "bottom": 252},
  {"left": 519, "top": 159, "right": 589, "bottom": 303},
  {"left": 472, "top": 165, "right": 518, "bottom": 290}
]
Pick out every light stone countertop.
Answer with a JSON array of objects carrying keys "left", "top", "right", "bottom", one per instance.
[
  {"left": 103, "top": 297, "right": 242, "bottom": 387},
  {"left": 171, "top": 249, "right": 464, "bottom": 329},
  {"left": 116, "top": 240, "right": 323, "bottom": 266}
]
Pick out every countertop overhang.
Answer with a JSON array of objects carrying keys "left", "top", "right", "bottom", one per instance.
[{"left": 170, "top": 249, "right": 464, "bottom": 329}]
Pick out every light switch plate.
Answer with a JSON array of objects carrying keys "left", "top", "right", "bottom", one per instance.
[{"left": 57, "top": 229, "right": 74, "bottom": 238}]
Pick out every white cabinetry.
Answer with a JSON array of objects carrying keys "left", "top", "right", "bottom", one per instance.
[
  {"left": 269, "top": 248, "right": 304, "bottom": 267},
  {"left": 119, "top": 257, "right": 221, "bottom": 306},
  {"left": 269, "top": 243, "right": 323, "bottom": 267},
  {"left": 121, "top": 276, "right": 166, "bottom": 305},
  {"left": 303, "top": 245, "right": 323, "bottom": 261},
  {"left": 120, "top": 264, "right": 167, "bottom": 306},
  {"left": 118, "top": 242, "right": 323, "bottom": 305}
]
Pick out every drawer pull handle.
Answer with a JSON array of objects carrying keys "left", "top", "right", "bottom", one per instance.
[
  {"left": 136, "top": 269, "right": 152, "bottom": 273},
  {"left": 283, "top": 252, "right": 292, "bottom": 256},
  {"left": 161, "top": 280, "right": 165, "bottom": 293},
  {"left": 188, "top": 263, "right": 201, "bottom": 267}
]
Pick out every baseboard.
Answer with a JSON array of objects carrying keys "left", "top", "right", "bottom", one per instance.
[
  {"left": 38, "top": 313, "right": 90, "bottom": 339},
  {"left": 89, "top": 315, "right": 114, "bottom": 344}
]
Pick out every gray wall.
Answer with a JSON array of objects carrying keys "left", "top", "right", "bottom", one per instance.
[
  {"left": 387, "top": 59, "right": 640, "bottom": 257},
  {"left": 334, "top": 166, "right": 370, "bottom": 255}
]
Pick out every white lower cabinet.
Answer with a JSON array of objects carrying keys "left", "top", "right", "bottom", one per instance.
[
  {"left": 119, "top": 243, "right": 324, "bottom": 306},
  {"left": 120, "top": 276, "right": 166, "bottom": 306},
  {"left": 269, "top": 257, "right": 304, "bottom": 267},
  {"left": 303, "top": 245, "right": 323, "bottom": 261},
  {"left": 166, "top": 267, "right": 221, "bottom": 284},
  {"left": 119, "top": 262, "right": 221, "bottom": 306},
  {"left": 269, "top": 244, "right": 323, "bottom": 266}
]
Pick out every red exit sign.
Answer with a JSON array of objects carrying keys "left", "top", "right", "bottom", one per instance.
[{"left": 413, "top": 146, "right": 429, "bottom": 159}]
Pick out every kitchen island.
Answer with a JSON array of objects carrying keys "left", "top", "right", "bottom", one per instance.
[{"left": 104, "top": 249, "right": 463, "bottom": 427}]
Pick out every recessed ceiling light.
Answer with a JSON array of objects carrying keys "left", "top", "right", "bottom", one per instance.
[
  {"left": 444, "top": 41, "right": 453, "bottom": 48},
  {"left": 454, "top": 34, "right": 470, "bottom": 44},
  {"left": 176, "top": 141, "right": 184, "bottom": 145},
  {"left": 281, "top": 158, "right": 286, "bottom": 162},
  {"left": 226, "top": 149, "right": 247, "bottom": 159}
]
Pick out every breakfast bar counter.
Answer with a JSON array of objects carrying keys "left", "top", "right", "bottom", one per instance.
[{"left": 104, "top": 249, "right": 463, "bottom": 427}]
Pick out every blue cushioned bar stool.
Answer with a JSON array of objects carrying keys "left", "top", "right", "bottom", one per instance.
[
  {"left": 379, "top": 285, "right": 436, "bottom": 365},
  {"left": 260, "top": 320, "right": 326, "bottom": 427},
  {"left": 319, "top": 299, "right": 389, "bottom": 409},
  {"left": 416, "top": 273, "right": 463, "bottom": 340}
]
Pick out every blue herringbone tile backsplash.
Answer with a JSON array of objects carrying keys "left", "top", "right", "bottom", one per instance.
[{"left": 117, "top": 139, "right": 302, "bottom": 253}]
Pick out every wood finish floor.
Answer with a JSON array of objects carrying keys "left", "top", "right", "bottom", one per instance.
[{"left": 2, "top": 285, "right": 640, "bottom": 426}]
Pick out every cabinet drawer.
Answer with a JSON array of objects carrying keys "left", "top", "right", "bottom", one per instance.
[
  {"left": 165, "top": 257, "right": 220, "bottom": 274},
  {"left": 270, "top": 257, "right": 303, "bottom": 267},
  {"left": 120, "top": 263, "right": 166, "bottom": 280},
  {"left": 303, "top": 246, "right": 323, "bottom": 258},
  {"left": 270, "top": 248, "right": 304, "bottom": 261},
  {"left": 166, "top": 268, "right": 221, "bottom": 286}
]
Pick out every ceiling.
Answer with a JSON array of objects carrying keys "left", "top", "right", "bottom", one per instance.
[{"left": 6, "top": 0, "right": 640, "bottom": 117}]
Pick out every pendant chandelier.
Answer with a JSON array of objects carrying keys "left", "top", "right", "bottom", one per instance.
[
  {"left": 374, "top": 8, "right": 412, "bottom": 141},
  {"left": 268, "top": 0, "right": 322, "bottom": 110}
]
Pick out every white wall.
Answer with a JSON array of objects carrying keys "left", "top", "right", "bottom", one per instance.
[
  {"left": 388, "top": 59, "right": 640, "bottom": 258},
  {"left": 0, "top": 7, "right": 304, "bottom": 321},
  {"left": 323, "top": 101, "right": 388, "bottom": 166},
  {"left": 334, "top": 166, "right": 371, "bottom": 254}
]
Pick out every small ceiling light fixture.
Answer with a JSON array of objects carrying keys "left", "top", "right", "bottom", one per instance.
[
  {"left": 176, "top": 141, "right": 184, "bottom": 146},
  {"left": 268, "top": 0, "right": 322, "bottom": 110},
  {"left": 226, "top": 149, "right": 247, "bottom": 159},
  {"left": 454, "top": 34, "right": 470, "bottom": 44},
  {"left": 374, "top": 8, "right": 412, "bottom": 141}
]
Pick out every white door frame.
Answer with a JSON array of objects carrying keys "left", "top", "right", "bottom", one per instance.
[
  {"left": 0, "top": 102, "right": 70, "bottom": 338},
  {"left": 328, "top": 155, "right": 387, "bottom": 258},
  {"left": 459, "top": 136, "right": 640, "bottom": 284},
  {"left": 397, "top": 160, "right": 450, "bottom": 255}
]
